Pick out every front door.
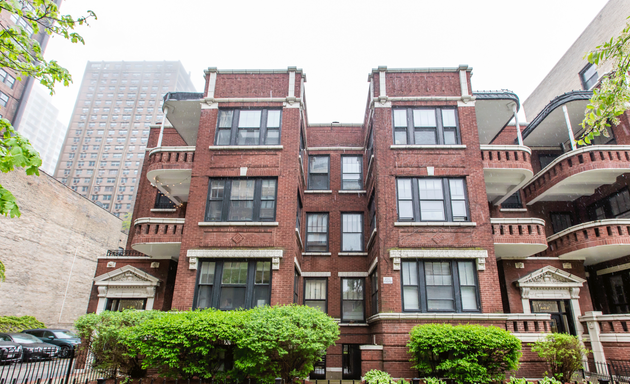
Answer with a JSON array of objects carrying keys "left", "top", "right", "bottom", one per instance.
[
  {"left": 531, "top": 300, "right": 576, "bottom": 335},
  {"left": 342, "top": 344, "right": 361, "bottom": 380}
]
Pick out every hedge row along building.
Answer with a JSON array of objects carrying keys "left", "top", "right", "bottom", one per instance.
[{"left": 87, "top": 2, "right": 630, "bottom": 377}]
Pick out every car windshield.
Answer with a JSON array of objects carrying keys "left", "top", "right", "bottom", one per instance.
[
  {"left": 52, "top": 331, "right": 77, "bottom": 339},
  {"left": 11, "top": 334, "right": 40, "bottom": 343}
]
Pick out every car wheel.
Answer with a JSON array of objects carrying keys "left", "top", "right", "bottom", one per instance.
[{"left": 60, "top": 346, "right": 70, "bottom": 358}]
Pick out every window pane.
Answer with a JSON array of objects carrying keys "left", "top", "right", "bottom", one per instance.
[
  {"left": 253, "top": 286, "right": 269, "bottom": 307},
  {"left": 207, "top": 201, "right": 223, "bottom": 220},
  {"left": 458, "top": 261, "right": 475, "bottom": 286},
  {"left": 443, "top": 130, "right": 457, "bottom": 145},
  {"left": 343, "top": 214, "right": 362, "bottom": 232},
  {"left": 267, "top": 110, "right": 281, "bottom": 128},
  {"left": 343, "top": 234, "right": 362, "bottom": 251},
  {"left": 238, "top": 110, "right": 262, "bottom": 127},
  {"left": 261, "top": 180, "right": 276, "bottom": 200},
  {"left": 420, "top": 201, "right": 445, "bottom": 221},
  {"left": 305, "top": 280, "right": 327, "bottom": 300},
  {"left": 403, "top": 287, "right": 419, "bottom": 310},
  {"left": 393, "top": 110, "right": 407, "bottom": 127},
  {"left": 342, "top": 178, "right": 362, "bottom": 190},
  {"left": 222, "top": 262, "right": 248, "bottom": 284},
  {"left": 237, "top": 129, "right": 260, "bottom": 145},
  {"left": 218, "top": 110, "right": 233, "bottom": 128},
  {"left": 308, "top": 214, "right": 328, "bottom": 232},
  {"left": 442, "top": 109, "right": 456, "bottom": 127},
  {"left": 413, "top": 109, "right": 436, "bottom": 127},
  {"left": 307, "top": 234, "right": 328, "bottom": 251},
  {"left": 210, "top": 180, "right": 225, "bottom": 198},
  {"left": 260, "top": 201, "right": 275, "bottom": 219},
  {"left": 229, "top": 201, "right": 253, "bottom": 220},
  {"left": 217, "top": 129, "right": 231, "bottom": 145},
  {"left": 415, "top": 130, "right": 437, "bottom": 145},
  {"left": 342, "top": 301, "right": 364, "bottom": 321},
  {"left": 398, "top": 201, "right": 414, "bottom": 219},
  {"left": 449, "top": 179, "right": 465, "bottom": 199},
  {"left": 402, "top": 262, "right": 418, "bottom": 285},
  {"left": 451, "top": 201, "right": 467, "bottom": 220},
  {"left": 425, "top": 262, "right": 452, "bottom": 285},
  {"left": 394, "top": 130, "right": 407, "bottom": 145},
  {"left": 398, "top": 179, "right": 412, "bottom": 200},
  {"left": 419, "top": 179, "right": 443, "bottom": 199},
  {"left": 310, "top": 175, "right": 328, "bottom": 190},
  {"left": 231, "top": 180, "right": 255, "bottom": 199},
  {"left": 196, "top": 286, "right": 212, "bottom": 309},
  {"left": 255, "top": 261, "right": 271, "bottom": 284},
  {"left": 461, "top": 287, "right": 478, "bottom": 310},
  {"left": 219, "top": 287, "right": 246, "bottom": 309},
  {"left": 343, "top": 279, "right": 363, "bottom": 300},
  {"left": 342, "top": 157, "right": 361, "bottom": 173},
  {"left": 199, "top": 262, "right": 216, "bottom": 284},
  {"left": 265, "top": 129, "right": 280, "bottom": 144},
  {"left": 310, "top": 156, "right": 329, "bottom": 173},
  {"left": 306, "top": 301, "right": 326, "bottom": 312}
]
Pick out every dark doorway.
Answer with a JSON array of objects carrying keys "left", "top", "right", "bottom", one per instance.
[
  {"left": 531, "top": 300, "right": 576, "bottom": 335},
  {"left": 310, "top": 355, "right": 326, "bottom": 379},
  {"left": 342, "top": 344, "right": 361, "bottom": 380}
]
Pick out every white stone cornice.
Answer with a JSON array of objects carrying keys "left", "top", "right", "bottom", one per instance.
[
  {"left": 389, "top": 249, "right": 488, "bottom": 271},
  {"left": 302, "top": 272, "right": 331, "bottom": 277},
  {"left": 186, "top": 249, "right": 283, "bottom": 270},
  {"left": 338, "top": 272, "right": 369, "bottom": 277}
]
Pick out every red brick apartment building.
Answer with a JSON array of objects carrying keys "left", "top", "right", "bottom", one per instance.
[{"left": 87, "top": 65, "right": 630, "bottom": 378}]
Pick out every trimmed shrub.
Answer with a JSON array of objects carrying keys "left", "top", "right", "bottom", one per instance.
[
  {"left": 0, "top": 315, "right": 45, "bottom": 332},
  {"left": 123, "top": 309, "right": 245, "bottom": 379},
  {"left": 75, "top": 310, "right": 165, "bottom": 378},
  {"left": 363, "top": 369, "right": 393, "bottom": 384},
  {"left": 531, "top": 333, "right": 589, "bottom": 381},
  {"left": 407, "top": 323, "right": 521, "bottom": 384}
]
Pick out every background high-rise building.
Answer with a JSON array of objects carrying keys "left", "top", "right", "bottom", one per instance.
[
  {"left": 17, "top": 85, "right": 67, "bottom": 174},
  {"left": 53, "top": 60, "right": 196, "bottom": 217}
]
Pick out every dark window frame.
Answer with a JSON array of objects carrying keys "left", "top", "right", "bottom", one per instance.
[
  {"left": 370, "top": 269, "right": 379, "bottom": 316},
  {"left": 401, "top": 259, "right": 480, "bottom": 313},
  {"left": 308, "top": 155, "right": 330, "bottom": 190},
  {"left": 368, "top": 194, "right": 376, "bottom": 235},
  {"left": 293, "top": 269, "right": 300, "bottom": 304},
  {"left": 340, "top": 278, "right": 365, "bottom": 323},
  {"left": 105, "top": 298, "right": 147, "bottom": 311},
  {"left": 579, "top": 63, "right": 599, "bottom": 90},
  {"left": 501, "top": 191, "right": 523, "bottom": 209},
  {"left": 154, "top": 190, "right": 176, "bottom": 209},
  {"left": 392, "top": 107, "right": 461, "bottom": 145},
  {"left": 204, "top": 178, "right": 278, "bottom": 222},
  {"left": 550, "top": 212, "right": 573, "bottom": 234},
  {"left": 341, "top": 155, "right": 363, "bottom": 190},
  {"left": 296, "top": 193, "right": 303, "bottom": 231},
  {"left": 341, "top": 212, "right": 364, "bottom": 252},
  {"left": 396, "top": 177, "right": 470, "bottom": 222},
  {"left": 306, "top": 213, "right": 329, "bottom": 252},
  {"left": 587, "top": 187, "right": 630, "bottom": 221},
  {"left": 193, "top": 259, "right": 272, "bottom": 310},
  {"left": 304, "top": 277, "right": 328, "bottom": 313},
  {"left": 214, "top": 109, "right": 282, "bottom": 146}
]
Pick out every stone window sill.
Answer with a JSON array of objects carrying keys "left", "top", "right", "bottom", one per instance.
[
  {"left": 338, "top": 252, "right": 368, "bottom": 256},
  {"left": 208, "top": 145, "right": 283, "bottom": 150},
  {"left": 390, "top": 144, "right": 467, "bottom": 149},
  {"left": 198, "top": 222, "right": 279, "bottom": 227},
  {"left": 304, "top": 190, "right": 332, "bottom": 194},
  {"left": 302, "top": 252, "right": 331, "bottom": 256},
  {"left": 395, "top": 221, "right": 476, "bottom": 227},
  {"left": 338, "top": 190, "right": 366, "bottom": 194},
  {"left": 150, "top": 208, "right": 177, "bottom": 212}
]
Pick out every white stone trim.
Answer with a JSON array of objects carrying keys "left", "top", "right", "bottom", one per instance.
[
  {"left": 302, "top": 272, "right": 331, "bottom": 277},
  {"left": 149, "top": 146, "right": 196, "bottom": 156},
  {"left": 94, "top": 265, "right": 160, "bottom": 314},
  {"left": 368, "top": 257, "right": 378, "bottom": 275},
  {"left": 599, "top": 334, "right": 630, "bottom": 343},
  {"left": 490, "top": 218, "right": 546, "bottom": 226},
  {"left": 338, "top": 190, "right": 366, "bottom": 194},
  {"left": 339, "top": 323, "right": 369, "bottom": 327},
  {"left": 360, "top": 345, "right": 383, "bottom": 350},
  {"left": 338, "top": 272, "right": 369, "bottom": 277},
  {"left": 368, "top": 312, "right": 517, "bottom": 323},
  {"left": 479, "top": 144, "right": 532, "bottom": 155},
  {"left": 395, "top": 222, "right": 477, "bottom": 227},
  {"left": 597, "top": 262, "right": 630, "bottom": 276},
  {"left": 302, "top": 252, "right": 331, "bottom": 256},
  {"left": 389, "top": 249, "right": 488, "bottom": 271},
  {"left": 208, "top": 145, "right": 283, "bottom": 151},
  {"left": 150, "top": 208, "right": 177, "bottom": 213},
  {"left": 500, "top": 208, "right": 528, "bottom": 212},
  {"left": 288, "top": 67, "right": 296, "bottom": 98},
  {"left": 378, "top": 66, "right": 387, "bottom": 98},
  {"left": 304, "top": 190, "right": 332, "bottom": 194},
  {"left": 134, "top": 217, "right": 185, "bottom": 226},
  {"left": 294, "top": 257, "right": 302, "bottom": 275},
  {"left": 198, "top": 222, "right": 278, "bottom": 227},
  {"left": 511, "top": 333, "right": 551, "bottom": 342},
  {"left": 186, "top": 249, "right": 283, "bottom": 271},
  {"left": 390, "top": 144, "right": 467, "bottom": 150},
  {"left": 338, "top": 252, "right": 368, "bottom": 256},
  {"left": 206, "top": 68, "right": 217, "bottom": 98},
  {"left": 366, "top": 228, "right": 377, "bottom": 249},
  {"left": 326, "top": 368, "right": 342, "bottom": 372},
  {"left": 295, "top": 228, "right": 304, "bottom": 249},
  {"left": 547, "top": 219, "right": 630, "bottom": 242},
  {"left": 307, "top": 147, "right": 364, "bottom": 151}
]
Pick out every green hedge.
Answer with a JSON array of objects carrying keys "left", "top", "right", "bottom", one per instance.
[{"left": 0, "top": 316, "right": 45, "bottom": 332}]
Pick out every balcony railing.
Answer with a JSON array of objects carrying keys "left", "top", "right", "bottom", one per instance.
[
  {"left": 523, "top": 145, "right": 630, "bottom": 205},
  {"left": 480, "top": 145, "right": 533, "bottom": 205},
  {"left": 534, "top": 219, "right": 630, "bottom": 264},
  {"left": 105, "top": 249, "right": 148, "bottom": 257},
  {"left": 490, "top": 218, "right": 548, "bottom": 258},
  {"left": 505, "top": 313, "right": 552, "bottom": 335},
  {"left": 481, "top": 145, "right": 531, "bottom": 168},
  {"left": 147, "top": 146, "right": 195, "bottom": 168},
  {"left": 130, "top": 218, "right": 185, "bottom": 258}
]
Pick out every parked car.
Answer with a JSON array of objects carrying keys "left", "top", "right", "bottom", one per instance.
[
  {"left": 22, "top": 329, "right": 80, "bottom": 358},
  {"left": 0, "top": 339, "right": 23, "bottom": 364},
  {"left": 0, "top": 333, "right": 58, "bottom": 362}
]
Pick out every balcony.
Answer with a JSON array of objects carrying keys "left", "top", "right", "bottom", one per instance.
[
  {"left": 481, "top": 145, "right": 533, "bottom": 205},
  {"left": 523, "top": 146, "right": 630, "bottom": 205},
  {"left": 146, "top": 146, "right": 195, "bottom": 205},
  {"left": 130, "top": 218, "right": 185, "bottom": 259},
  {"left": 490, "top": 218, "right": 548, "bottom": 258},
  {"left": 536, "top": 219, "right": 630, "bottom": 265}
]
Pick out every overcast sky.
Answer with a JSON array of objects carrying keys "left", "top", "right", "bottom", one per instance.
[{"left": 43, "top": 0, "right": 611, "bottom": 126}]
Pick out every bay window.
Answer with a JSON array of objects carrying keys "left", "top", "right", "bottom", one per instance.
[
  {"left": 393, "top": 107, "right": 460, "bottom": 145},
  {"left": 215, "top": 109, "right": 282, "bottom": 145},
  {"left": 396, "top": 178, "right": 469, "bottom": 222},
  {"left": 205, "top": 178, "right": 277, "bottom": 222}
]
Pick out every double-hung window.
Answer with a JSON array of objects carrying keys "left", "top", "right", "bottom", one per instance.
[
  {"left": 195, "top": 260, "right": 271, "bottom": 310},
  {"left": 341, "top": 278, "right": 364, "bottom": 322},
  {"left": 402, "top": 260, "right": 479, "bottom": 312},
  {"left": 215, "top": 109, "right": 282, "bottom": 145},
  {"left": 306, "top": 213, "right": 328, "bottom": 252},
  {"left": 205, "top": 178, "right": 277, "bottom": 222},
  {"left": 304, "top": 278, "right": 327, "bottom": 312},
  {"left": 580, "top": 63, "right": 599, "bottom": 90},
  {"left": 370, "top": 269, "right": 378, "bottom": 315},
  {"left": 396, "top": 178, "right": 469, "bottom": 222},
  {"left": 341, "top": 156, "right": 362, "bottom": 190},
  {"left": 342, "top": 213, "right": 363, "bottom": 252},
  {"left": 308, "top": 156, "right": 329, "bottom": 190},
  {"left": 393, "top": 108, "right": 460, "bottom": 145}
]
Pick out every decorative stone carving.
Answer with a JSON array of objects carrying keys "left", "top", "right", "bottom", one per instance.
[
  {"left": 272, "top": 257, "right": 280, "bottom": 270},
  {"left": 189, "top": 257, "right": 198, "bottom": 270},
  {"left": 521, "top": 288, "right": 530, "bottom": 299},
  {"left": 97, "top": 286, "right": 108, "bottom": 297},
  {"left": 517, "top": 266, "right": 586, "bottom": 289},
  {"left": 392, "top": 257, "right": 401, "bottom": 271},
  {"left": 571, "top": 287, "right": 580, "bottom": 299},
  {"left": 146, "top": 286, "right": 157, "bottom": 297},
  {"left": 529, "top": 271, "right": 572, "bottom": 283},
  {"left": 110, "top": 271, "right": 150, "bottom": 282},
  {"left": 389, "top": 249, "right": 487, "bottom": 272}
]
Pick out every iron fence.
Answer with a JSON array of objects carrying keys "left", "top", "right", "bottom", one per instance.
[{"left": 583, "top": 360, "right": 630, "bottom": 384}]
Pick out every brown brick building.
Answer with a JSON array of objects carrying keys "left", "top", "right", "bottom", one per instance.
[{"left": 87, "top": 62, "right": 630, "bottom": 379}]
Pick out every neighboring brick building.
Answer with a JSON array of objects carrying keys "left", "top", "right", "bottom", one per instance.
[{"left": 85, "top": 58, "right": 630, "bottom": 378}]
